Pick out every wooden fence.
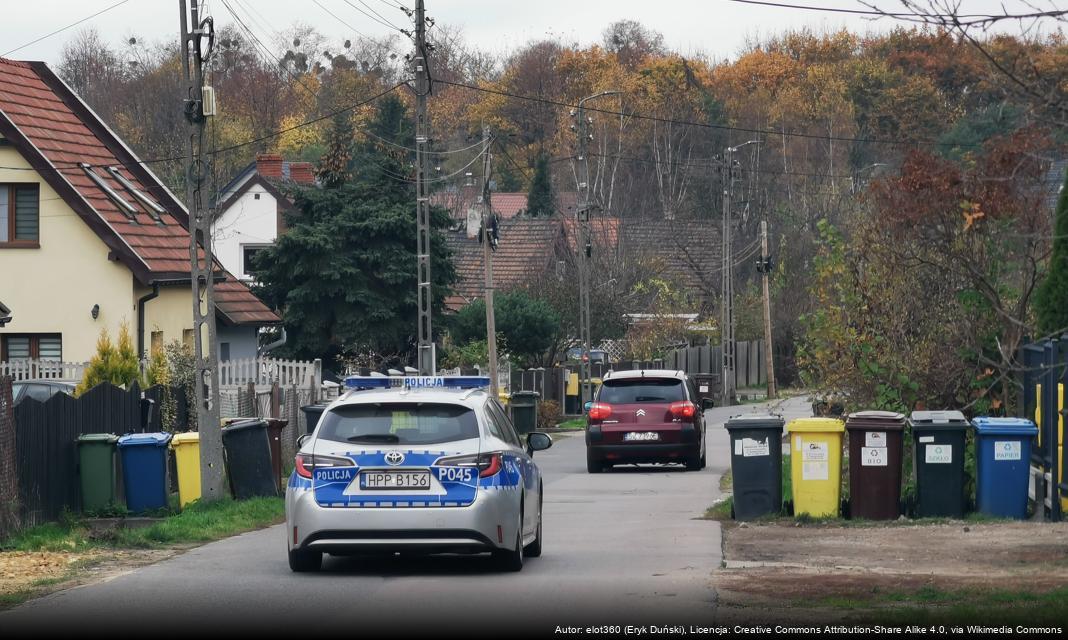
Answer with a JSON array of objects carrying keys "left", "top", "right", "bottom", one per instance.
[
  {"left": 13, "top": 382, "right": 151, "bottom": 527},
  {"left": 0, "top": 360, "right": 87, "bottom": 381},
  {"left": 217, "top": 357, "right": 322, "bottom": 388}
]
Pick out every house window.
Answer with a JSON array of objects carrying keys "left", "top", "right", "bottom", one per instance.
[
  {"left": 0, "top": 183, "right": 40, "bottom": 246},
  {"left": 242, "top": 244, "right": 270, "bottom": 277},
  {"left": 1, "top": 334, "right": 61, "bottom": 361}
]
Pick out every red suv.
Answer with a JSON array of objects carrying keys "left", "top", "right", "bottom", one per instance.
[{"left": 584, "top": 370, "right": 709, "bottom": 473}]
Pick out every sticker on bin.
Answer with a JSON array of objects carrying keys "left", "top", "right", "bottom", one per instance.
[
  {"left": 919, "top": 436, "right": 935, "bottom": 443},
  {"left": 699, "top": 385, "right": 709, "bottom": 393},
  {"left": 865, "top": 432, "right": 886, "bottom": 448},
  {"left": 994, "top": 441, "right": 1022, "bottom": 461},
  {"left": 861, "top": 447, "right": 887, "bottom": 466},
  {"left": 738, "top": 437, "right": 770, "bottom": 457},
  {"left": 925, "top": 444, "right": 952, "bottom": 464},
  {"left": 801, "top": 441, "right": 829, "bottom": 480}
]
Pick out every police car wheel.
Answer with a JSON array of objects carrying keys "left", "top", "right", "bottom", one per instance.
[
  {"left": 700, "top": 449, "right": 707, "bottom": 469},
  {"left": 288, "top": 548, "right": 322, "bottom": 573},
  {"left": 494, "top": 515, "right": 524, "bottom": 572},
  {"left": 524, "top": 491, "right": 543, "bottom": 558}
]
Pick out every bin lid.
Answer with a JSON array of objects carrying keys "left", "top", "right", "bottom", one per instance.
[
  {"left": 786, "top": 417, "right": 844, "bottom": 433},
  {"left": 116, "top": 432, "right": 172, "bottom": 448},
  {"left": 77, "top": 433, "right": 118, "bottom": 444},
  {"left": 971, "top": 417, "right": 1038, "bottom": 436},
  {"left": 846, "top": 410, "right": 905, "bottom": 431},
  {"left": 724, "top": 414, "right": 784, "bottom": 431},
  {"left": 512, "top": 391, "right": 540, "bottom": 398},
  {"left": 222, "top": 418, "right": 267, "bottom": 434},
  {"left": 909, "top": 410, "right": 969, "bottom": 429},
  {"left": 171, "top": 432, "right": 200, "bottom": 446}
]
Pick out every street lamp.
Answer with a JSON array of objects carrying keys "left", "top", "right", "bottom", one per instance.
[{"left": 574, "top": 90, "right": 620, "bottom": 409}]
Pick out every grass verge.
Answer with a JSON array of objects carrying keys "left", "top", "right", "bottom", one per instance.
[
  {"left": 832, "top": 586, "right": 1068, "bottom": 626},
  {"left": 555, "top": 418, "right": 586, "bottom": 430}
]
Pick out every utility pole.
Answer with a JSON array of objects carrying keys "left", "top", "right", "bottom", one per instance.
[
  {"left": 480, "top": 125, "right": 498, "bottom": 398},
  {"left": 179, "top": 0, "right": 226, "bottom": 500},
  {"left": 720, "top": 149, "right": 736, "bottom": 406},
  {"left": 412, "top": 0, "right": 435, "bottom": 375},
  {"left": 759, "top": 220, "right": 776, "bottom": 399}
]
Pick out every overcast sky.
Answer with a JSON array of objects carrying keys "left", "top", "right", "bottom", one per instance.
[{"left": 0, "top": 0, "right": 1055, "bottom": 65}]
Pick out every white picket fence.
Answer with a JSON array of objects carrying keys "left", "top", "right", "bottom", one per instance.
[{"left": 0, "top": 360, "right": 87, "bottom": 381}]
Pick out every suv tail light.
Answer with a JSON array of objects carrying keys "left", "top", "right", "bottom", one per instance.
[
  {"left": 295, "top": 452, "right": 355, "bottom": 479},
  {"left": 435, "top": 452, "right": 503, "bottom": 477},
  {"left": 669, "top": 401, "right": 697, "bottom": 419},
  {"left": 588, "top": 402, "right": 612, "bottom": 421}
]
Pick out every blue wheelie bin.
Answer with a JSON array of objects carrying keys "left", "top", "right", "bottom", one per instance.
[
  {"left": 117, "top": 432, "right": 173, "bottom": 513},
  {"left": 971, "top": 417, "right": 1038, "bottom": 519}
]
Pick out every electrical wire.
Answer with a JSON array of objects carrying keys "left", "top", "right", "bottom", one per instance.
[
  {"left": 726, "top": 0, "right": 1068, "bottom": 23},
  {"left": 311, "top": 0, "right": 398, "bottom": 49},
  {"left": 346, "top": 0, "right": 406, "bottom": 32},
  {"left": 1, "top": 0, "right": 131, "bottom": 57}
]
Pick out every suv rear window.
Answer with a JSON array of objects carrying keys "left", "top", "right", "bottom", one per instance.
[
  {"left": 598, "top": 378, "right": 685, "bottom": 404},
  {"left": 317, "top": 403, "right": 479, "bottom": 445}
]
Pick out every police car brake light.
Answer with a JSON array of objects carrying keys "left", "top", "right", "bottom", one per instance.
[
  {"left": 295, "top": 452, "right": 355, "bottom": 478},
  {"left": 436, "top": 452, "right": 502, "bottom": 477},
  {"left": 344, "top": 375, "right": 491, "bottom": 390}
]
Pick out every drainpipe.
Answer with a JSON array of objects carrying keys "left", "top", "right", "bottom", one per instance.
[
  {"left": 137, "top": 283, "right": 160, "bottom": 360},
  {"left": 259, "top": 326, "right": 287, "bottom": 356}
]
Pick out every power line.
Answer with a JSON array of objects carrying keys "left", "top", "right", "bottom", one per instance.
[
  {"left": 311, "top": 0, "right": 398, "bottom": 49},
  {"left": 346, "top": 0, "right": 406, "bottom": 32},
  {"left": 723, "top": 0, "right": 1002, "bottom": 19},
  {"left": 435, "top": 77, "right": 986, "bottom": 151},
  {"left": 1, "top": 0, "right": 130, "bottom": 57}
]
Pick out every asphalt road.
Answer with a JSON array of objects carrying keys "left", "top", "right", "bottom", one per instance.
[{"left": 1, "top": 397, "right": 809, "bottom": 637}]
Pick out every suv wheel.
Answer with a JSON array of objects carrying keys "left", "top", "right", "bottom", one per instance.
[
  {"left": 586, "top": 451, "right": 603, "bottom": 474},
  {"left": 524, "top": 490, "right": 543, "bottom": 558},
  {"left": 288, "top": 547, "right": 322, "bottom": 572}
]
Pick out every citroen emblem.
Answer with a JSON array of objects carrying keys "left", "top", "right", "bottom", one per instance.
[
  {"left": 384, "top": 450, "right": 405, "bottom": 466},
  {"left": 636, "top": 409, "right": 646, "bottom": 417}
]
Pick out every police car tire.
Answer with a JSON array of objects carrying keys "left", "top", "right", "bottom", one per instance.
[
  {"left": 494, "top": 516, "right": 524, "bottom": 572},
  {"left": 288, "top": 548, "right": 322, "bottom": 572},
  {"left": 524, "top": 491, "right": 543, "bottom": 558},
  {"left": 700, "top": 449, "right": 707, "bottom": 469}
]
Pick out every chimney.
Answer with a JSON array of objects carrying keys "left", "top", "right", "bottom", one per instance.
[
  {"left": 256, "top": 154, "right": 284, "bottom": 179},
  {"left": 289, "top": 162, "right": 316, "bottom": 185}
]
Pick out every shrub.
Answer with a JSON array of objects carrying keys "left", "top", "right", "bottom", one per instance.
[
  {"left": 537, "top": 399, "right": 561, "bottom": 431},
  {"left": 75, "top": 323, "right": 140, "bottom": 396}
]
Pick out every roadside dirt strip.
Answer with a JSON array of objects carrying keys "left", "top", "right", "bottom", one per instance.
[{"left": 713, "top": 521, "right": 1068, "bottom": 621}]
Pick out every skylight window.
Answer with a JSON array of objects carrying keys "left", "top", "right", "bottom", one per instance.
[
  {"left": 106, "top": 166, "right": 165, "bottom": 223},
  {"left": 80, "top": 163, "right": 137, "bottom": 221}
]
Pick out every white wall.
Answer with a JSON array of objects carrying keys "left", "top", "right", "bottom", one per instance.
[{"left": 212, "top": 182, "right": 279, "bottom": 281}]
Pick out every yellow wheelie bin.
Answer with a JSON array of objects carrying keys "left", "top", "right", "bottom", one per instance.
[
  {"left": 787, "top": 417, "right": 845, "bottom": 518},
  {"left": 171, "top": 432, "right": 202, "bottom": 508}
]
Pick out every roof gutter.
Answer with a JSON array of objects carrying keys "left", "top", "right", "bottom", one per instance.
[
  {"left": 259, "top": 326, "right": 287, "bottom": 356},
  {"left": 137, "top": 283, "right": 160, "bottom": 360}
]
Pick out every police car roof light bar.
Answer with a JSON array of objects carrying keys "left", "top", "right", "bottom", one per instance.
[{"left": 343, "top": 375, "right": 491, "bottom": 390}]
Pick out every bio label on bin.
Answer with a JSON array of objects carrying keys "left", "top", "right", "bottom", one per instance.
[
  {"left": 925, "top": 444, "right": 952, "bottom": 464},
  {"left": 994, "top": 441, "right": 1022, "bottom": 461},
  {"left": 740, "top": 437, "right": 769, "bottom": 457},
  {"left": 861, "top": 446, "right": 887, "bottom": 466},
  {"left": 865, "top": 432, "right": 886, "bottom": 448},
  {"left": 801, "top": 441, "right": 829, "bottom": 480}
]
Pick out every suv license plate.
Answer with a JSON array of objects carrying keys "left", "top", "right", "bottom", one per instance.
[
  {"left": 624, "top": 432, "right": 660, "bottom": 442},
  {"left": 360, "top": 471, "right": 431, "bottom": 490}
]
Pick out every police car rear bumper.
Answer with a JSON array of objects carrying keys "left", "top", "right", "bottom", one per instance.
[{"left": 287, "top": 487, "right": 519, "bottom": 553}]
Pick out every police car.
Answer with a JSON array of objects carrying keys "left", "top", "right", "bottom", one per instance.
[{"left": 286, "top": 375, "right": 552, "bottom": 573}]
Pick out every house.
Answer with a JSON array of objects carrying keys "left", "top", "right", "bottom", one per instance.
[
  {"left": 212, "top": 154, "right": 317, "bottom": 282},
  {"left": 430, "top": 184, "right": 580, "bottom": 223},
  {"left": 0, "top": 57, "right": 279, "bottom": 364}
]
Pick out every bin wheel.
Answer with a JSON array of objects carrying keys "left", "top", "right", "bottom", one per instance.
[
  {"left": 586, "top": 452, "right": 603, "bottom": 474},
  {"left": 288, "top": 548, "right": 322, "bottom": 573}
]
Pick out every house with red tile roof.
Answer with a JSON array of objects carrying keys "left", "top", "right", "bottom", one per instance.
[
  {"left": 430, "top": 185, "right": 580, "bottom": 222},
  {"left": 212, "top": 154, "right": 316, "bottom": 282},
  {"left": 0, "top": 57, "right": 279, "bottom": 364}
]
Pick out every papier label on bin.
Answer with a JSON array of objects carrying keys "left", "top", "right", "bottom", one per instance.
[
  {"left": 741, "top": 437, "right": 770, "bottom": 457},
  {"left": 994, "top": 441, "right": 1022, "bottom": 461},
  {"left": 861, "top": 447, "right": 888, "bottom": 466},
  {"left": 925, "top": 444, "right": 952, "bottom": 464},
  {"left": 865, "top": 432, "right": 887, "bottom": 448}
]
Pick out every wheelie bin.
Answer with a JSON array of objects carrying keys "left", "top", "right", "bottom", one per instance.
[
  {"left": 725, "top": 415, "right": 785, "bottom": 519},
  {"left": 786, "top": 417, "right": 845, "bottom": 518},
  {"left": 845, "top": 411, "right": 905, "bottom": 520},
  {"left": 224, "top": 417, "right": 288, "bottom": 491},
  {"left": 510, "top": 391, "right": 540, "bottom": 435},
  {"left": 909, "top": 410, "right": 969, "bottom": 518},
  {"left": 116, "top": 432, "right": 172, "bottom": 513},
  {"left": 76, "top": 433, "right": 119, "bottom": 512},
  {"left": 972, "top": 417, "right": 1038, "bottom": 519},
  {"left": 300, "top": 402, "right": 330, "bottom": 434},
  {"left": 170, "top": 432, "right": 201, "bottom": 508},
  {"left": 221, "top": 419, "right": 278, "bottom": 499}
]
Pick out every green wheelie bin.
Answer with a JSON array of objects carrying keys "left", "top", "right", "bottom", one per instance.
[{"left": 76, "top": 433, "right": 119, "bottom": 512}]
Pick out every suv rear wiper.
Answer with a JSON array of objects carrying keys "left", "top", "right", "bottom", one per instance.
[{"left": 347, "top": 434, "right": 401, "bottom": 443}]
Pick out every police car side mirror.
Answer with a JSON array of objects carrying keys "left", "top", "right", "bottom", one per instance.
[{"left": 527, "top": 432, "right": 552, "bottom": 453}]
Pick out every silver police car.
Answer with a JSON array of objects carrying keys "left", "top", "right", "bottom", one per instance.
[{"left": 285, "top": 376, "right": 552, "bottom": 573}]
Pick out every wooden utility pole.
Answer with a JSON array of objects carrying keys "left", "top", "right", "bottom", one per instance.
[
  {"left": 760, "top": 220, "right": 777, "bottom": 398},
  {"left": 412, "top": 0, "right": 435, "bottom": 375},
  {"left": 720, "top": 148, "right": 736, "bottom": 406},
  {"left": 480, "top": 125, "right": 498, "bottom": 398},
  {"left": 179, "top": 0, "right": 226, "bottom": 500}
]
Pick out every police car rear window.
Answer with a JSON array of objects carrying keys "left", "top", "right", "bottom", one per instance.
[
  {"left": 598, "top": 378, "right": 685, "bottom": 404},
  {"left": 317, "top": 403, "right": 480, "bottom": 446}
]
